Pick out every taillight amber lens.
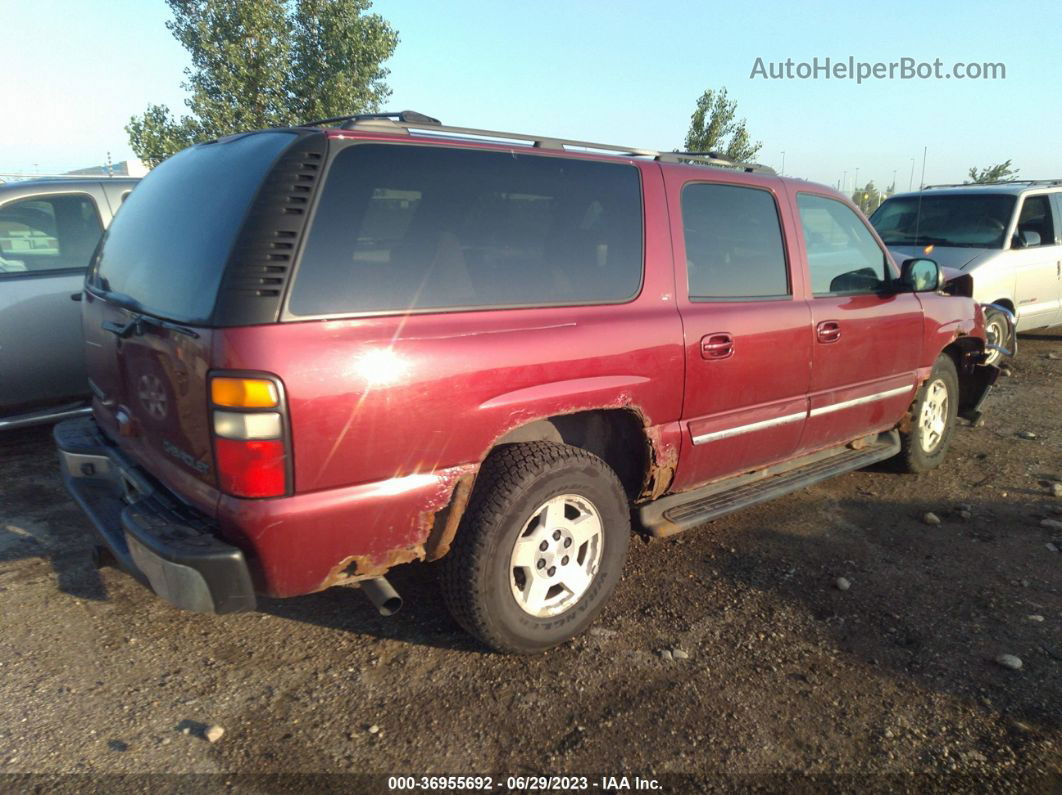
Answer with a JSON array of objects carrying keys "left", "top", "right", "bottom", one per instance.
[{"left": 211, "top": 377, "right": 279, "bottom": 408}]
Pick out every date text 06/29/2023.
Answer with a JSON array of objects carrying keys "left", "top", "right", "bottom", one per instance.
[{"left": 386, "top": 774, "right": 662, "bottom": 791}]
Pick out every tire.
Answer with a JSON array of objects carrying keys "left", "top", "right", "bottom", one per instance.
[
  {"left": 983, "top": 308, "right": 1011, "bottom": 366},
  {"left": 440, "top": 442, "right": 630, "bottom": 654},
  {"left": 896, "top": 354, "right": 959, "bottom": 473}
]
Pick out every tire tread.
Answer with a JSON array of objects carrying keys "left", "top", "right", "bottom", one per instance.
[{"left": 439, "top": 442, "right": 625, "bottom": 653}]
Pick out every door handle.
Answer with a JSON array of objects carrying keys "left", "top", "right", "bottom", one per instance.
[
  {"left": 816, "top": 320, "right": 842, "bottom": 343},
  {"left": 700, "top": 332, "right": 734, "bottom": 360},
  {"left": 70, "top": 292, "right": 82, "bottom": 302}
]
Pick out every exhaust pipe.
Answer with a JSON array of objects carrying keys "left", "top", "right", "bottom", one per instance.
[{"left": 360, "top": 577, "right": 402, "bottom": 616}]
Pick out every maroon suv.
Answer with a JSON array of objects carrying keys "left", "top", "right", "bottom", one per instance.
[{"left": 56, "top": 112, "right": 999, "bottom": 653}]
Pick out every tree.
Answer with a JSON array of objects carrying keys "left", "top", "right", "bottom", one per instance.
[
  {"left": 127, "top": 0, "right": 398, "bottom": 166},
  {"left": 850, "top": 181, "right": 881, "bottom": 214},
  {"left": 683, "top": 87, "right": 762, "bottom": 163},
  {"left": 967, "top": 160, "right": 1019, "bottom": 184}
]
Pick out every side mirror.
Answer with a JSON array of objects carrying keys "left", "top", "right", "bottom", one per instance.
[
  {"left": 1013, "top": 229, "right": 1041, "bottom": 248},
  {"left": 899, "top": 257, "right": 941, "bottom": 292}
]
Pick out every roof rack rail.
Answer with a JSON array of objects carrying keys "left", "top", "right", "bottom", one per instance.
[
  {"left": 925, "top": 178, "right": 1062, "bottom": 189},
  {"left": 301, "top": 110, "right": 442, "bottom": 128},
  {"left": 300, "top": 110, "right": 776, "bottom": 175}
]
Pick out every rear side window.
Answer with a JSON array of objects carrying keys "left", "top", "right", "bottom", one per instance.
[
  {"left": 0, "top": 194, "right": 102, "bottom": 275},
  {"left": 681, "top": 183, "right": 789, "bottom": 299},
  {"left": 797, "top": 193, "right": 890, "bottom": 295},
  {"left": 288, "top": 145, "right": 644, "bottom": 316},
  {"left": 91, "top": 131, "right": 296, "bottom": 323}
]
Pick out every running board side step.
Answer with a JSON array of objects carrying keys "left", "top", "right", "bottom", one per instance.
[{"left": 640, "top": 431, "right": 901, "bottom": 537}]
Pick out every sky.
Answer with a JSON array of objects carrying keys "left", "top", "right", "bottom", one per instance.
[{"left": 2, "top": 0, "right": 1059, "bottom": 191}]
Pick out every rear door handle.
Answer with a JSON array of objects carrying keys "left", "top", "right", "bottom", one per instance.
[
  {"left": 700, "top": 332, "right": 734, "bottom": 360},
  {"left": 816, "top": 320, "right": 842, "bottom": 343}
]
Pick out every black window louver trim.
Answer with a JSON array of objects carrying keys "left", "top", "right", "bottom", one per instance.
[{"left": 212, "top": 131, "right": 328, "bottom": 325}]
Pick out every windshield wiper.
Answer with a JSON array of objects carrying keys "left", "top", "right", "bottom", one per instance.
[
  {"left": 92, "top": 286, "right": 201, "bottom": 339},
  {"left": 883, "top": 235, "right": 956, "bottom": 247},
  {"left": 101, "top": 312, "right": 200, "bottom": 339}
]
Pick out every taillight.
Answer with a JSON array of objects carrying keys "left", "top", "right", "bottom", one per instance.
[{"left": 209, "top": 375, "right": 289, "bottom": 498}]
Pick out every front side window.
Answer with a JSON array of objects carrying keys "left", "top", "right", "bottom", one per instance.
[
  {"left": 288, "top": 145, "right": 644, "bottom": 316},
  {"left": 0, "top": 193, "right": 102, "bottom": 275},
  {"left": 1014, "top": 195, "right": 1055, "bottom": 247},
  {"left": 797, "top": 194, "right": 890, "bottom": 296},
  {"left": 681, "top": 183, "right": 789, "bottom": 299}
]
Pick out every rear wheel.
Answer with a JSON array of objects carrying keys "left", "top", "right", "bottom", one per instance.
[
  {"left": 896, "top": 354, "right": 959, "bottom": 473},
  {"left": 440, "top": 442, "right": 630, "bottom": 654}
]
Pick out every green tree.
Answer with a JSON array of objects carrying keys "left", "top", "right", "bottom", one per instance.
[
  {"left": 683, "top": 87, "right": 762, "bottom": 163},
  {"left": 850, "top": 181, "right": 881, "bottom": 214},
  {"left": 127, "top": 0, "right": 398, "bottom": 167},
  {"left": 967, "top": 160, "right": 1019, "bottom": 184}
]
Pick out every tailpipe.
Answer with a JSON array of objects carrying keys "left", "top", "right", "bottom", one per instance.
[{"left": 360, "top": 576, "right": 403, "bottom": 616}]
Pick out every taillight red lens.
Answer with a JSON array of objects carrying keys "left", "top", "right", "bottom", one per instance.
[{"left": 214, "top": 438, "right": 287, "bottom": 498}]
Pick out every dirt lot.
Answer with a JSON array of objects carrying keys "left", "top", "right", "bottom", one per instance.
[{"left": 1, "top": 331, "right": 1060, "bottom": 792}]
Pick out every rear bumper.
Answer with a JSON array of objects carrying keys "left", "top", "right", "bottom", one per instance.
[{"left": 54, "top": 417, "right": 255, "bottom": 614}]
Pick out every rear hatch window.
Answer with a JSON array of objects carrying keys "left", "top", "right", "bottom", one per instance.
[
  {"left": 90, "top": 131, "right": 296, "bottom": 323},
  {"left": 287, "top": 144, "right": 644, "bottom": 316}
]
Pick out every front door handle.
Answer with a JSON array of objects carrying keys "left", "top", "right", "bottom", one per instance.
[
  {"left": 816, "top": 320, "right": 842, "bottom": 343},
  {"left": 700, "top": 332, "right": 734, "bottom": 360}
]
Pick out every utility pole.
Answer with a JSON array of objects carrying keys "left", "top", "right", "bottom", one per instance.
[
  {"left": 908, "top": 158, "right": 915, "bottom": 191},
  {"left": 854, "top": 167, "right": 860, "bottom": 196},
  {"left": 780, "top": 151, "right": 786, "bottom": 175},
  {"left": 842, "top": 170, "right": 847, "bottom": 192}
]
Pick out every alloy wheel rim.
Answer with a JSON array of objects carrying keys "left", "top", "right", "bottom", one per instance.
[
  {"left": 918, "top": 378, "right": 949, "bottom": 452},
  {"left": 509, "top": 493, "right": 603, "bottom": 618},
  {"left": 984, "top": 317, "right": 1005, "bottom": 365}
]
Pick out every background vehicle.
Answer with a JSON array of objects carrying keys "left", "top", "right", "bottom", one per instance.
[
  {"left": 55, "top": 114, "right": 996, "bottom": 653},
  {"left": 0, "top": 176, "right": 139, "bottom": 429},
  {"left": 870, "top": 180, "right": 1062, "bottom": 363}
]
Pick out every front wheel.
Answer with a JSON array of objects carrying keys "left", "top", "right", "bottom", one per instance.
[
  {"left": 439, "top": 442, "right": 630, "bottom": 654},
  {"left": 983, "top": 308, "right": 1012, "bottom": 366},
  {"left": 896, "top": 354, "right": 959, "bottom": 473}
]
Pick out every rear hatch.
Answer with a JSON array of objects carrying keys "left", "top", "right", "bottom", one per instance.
[{"left": 83, "top": 130, "right": 319, "bottom": 514}]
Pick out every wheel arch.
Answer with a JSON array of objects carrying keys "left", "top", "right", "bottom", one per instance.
[
  {"left": 940, "top": 337, "right": 997, "bottom": 419},
  {"left": 491, "top": 408, "right": 657, "bottom": 501}
]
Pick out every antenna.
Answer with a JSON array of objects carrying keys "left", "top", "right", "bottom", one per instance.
[{"left": 913, "top": 146, "right": 928, "bottom": 247}]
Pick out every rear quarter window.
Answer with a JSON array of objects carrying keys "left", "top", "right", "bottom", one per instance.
[{"left": 287, "top": 144, "right": 644, "bottom": 316}]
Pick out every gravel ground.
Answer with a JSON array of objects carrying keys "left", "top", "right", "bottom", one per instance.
[{"left": 1, "top": 330, "right": 1060, "bottom": 792}]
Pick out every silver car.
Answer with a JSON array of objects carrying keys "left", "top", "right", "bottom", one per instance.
[
  {"left": 0, "top": 177, "right": 139, "bottom": 429},
  {"left": 870, "top": 180, "right": 1062, "bottom": 363}
]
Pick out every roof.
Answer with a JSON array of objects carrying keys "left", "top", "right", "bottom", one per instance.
[{"left": 889, "top": 180, "right": 1062, "bottom": 200}]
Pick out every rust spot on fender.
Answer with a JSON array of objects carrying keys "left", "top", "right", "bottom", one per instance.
[
  {"left": 642, "top": 422, "right": 677, "bottom": 501},
  {"left": 321, "top": 545, "right": 426, "bottom": 590},
  {"left": 315, "top": 468, "right": 478, "bottom": 590},
  {"left": 423, "top": 473, "right": 475, "bottom": 561}
]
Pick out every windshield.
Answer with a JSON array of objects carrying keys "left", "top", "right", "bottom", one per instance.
[
  {"left": 869, "top": 194, "right": 1016, "bottom": 249},
  {"left": 90, "top": 131, "right": 296, "bottom": 323}
]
